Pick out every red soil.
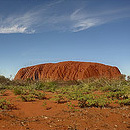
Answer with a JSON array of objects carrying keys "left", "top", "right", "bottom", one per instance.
[
  {"left": 14, "top": 61, "right": 121, "bottom": 81},
  {"left": 0, "top": 90, "right": 129, "bottom": 130}
]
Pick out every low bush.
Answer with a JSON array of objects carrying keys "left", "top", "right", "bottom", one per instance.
[
  {"left": 106, "top": 91, "right": 125, "bottom": 100},
  {"left": 13, "top": 87, "right": 28, "bottom": 95},
  {"left": 0, "top": 98, "right": 14, "bottom": 109},
  {"left": 118, "top": 99, "right": 130, "bottom": 106},
  {"left": 78, "top": 94, "right": 111, "bottom": 108},
  {"left": 53, "top": 94, "right": 64, "bottom": 103},
  {"left": 0, "top": 90, "right": 6, "bottom": 96},
  {"left": 19, "top": 94, "right": 35, "bottom": 102},
  {"left": 31, "top": 90, "right": 46, "bottom": 100},
  {"left": 34, "top": 81, "right": 57, "bottom": 92}
]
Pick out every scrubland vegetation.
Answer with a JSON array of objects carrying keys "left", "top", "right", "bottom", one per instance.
[
  {"left": 0, "top": 75, "right": 130, "bottom": 130},
  {"left": 0, "top": 75, "right": 130, "bottom": 110}
]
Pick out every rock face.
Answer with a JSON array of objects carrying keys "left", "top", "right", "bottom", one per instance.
[{"left": 14, "top": 61, "right": 121, "bottom": 81}]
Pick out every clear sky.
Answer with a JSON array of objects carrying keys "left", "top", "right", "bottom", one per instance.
[{"left": 0, "top": 0, "right": 130, "bottom": 78}]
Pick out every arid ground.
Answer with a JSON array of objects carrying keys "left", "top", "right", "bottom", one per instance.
[{"left": 0, "top": 88, "right": 130, "bottom": 130}]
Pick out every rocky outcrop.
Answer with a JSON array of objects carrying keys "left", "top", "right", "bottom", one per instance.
[{"left": 14, "top": 61, "right": 121, "bottom": 81}]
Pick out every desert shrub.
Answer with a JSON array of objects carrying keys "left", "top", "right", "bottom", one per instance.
[
  {"left": 121, "top": 86, "right": 130, "bottom": 99},
  {"left": 56, "top": 87, "right": 69, "bottom": 94},
  {"left": 13, "top": 87, "right": 28, "bottom": 95},
  {"left": 34, "top": 82, "right": 45, "bottom": 90},
  {"left": 118, "top": 99, "right": 130, "bottom": 106},
  {"left": 91, "top": 95, "right": 111, "bottom": 108},
  {"left": 0, "top": 84, "right": 7, "bottom": 90},
  {"left": 0, "top": 75, "right": 28, "bottom": 86},
  {"left": 19, "top": 94, "right": 35, "bottom": 102},
  {"left": 34, "top": 81, "right": 57, "bottom": 92},
  {"left": 13, "top": 88, "right": 22, "bottom": 95},
  {"left": 119, "top": 74, "right": 126, "bottom": 80},
  {"left": 100, "top": 85, "right": 115, "bottom": 92},
  {"left": 53, "top": 94, "right": 64, "bottom": 103},
  {"left": 83, "top": 78, "right": 111, "bottom": 90},
  {"left": 42, "top": 101, "right": 47, "bottom": 106},
  {"left": 78, "top": 94, "right": 95, "bottom": 108},
  {"left": 0, "top": 90, "right": 6, "bottom": 96},
  {"left": 43, "top": 82, "right": 58, "bottom": 92},
  {"left": 67, "top": 102, "right": 79, "bottom": 112},
  {"left": 67, "top": 90, "right": 84, "bottom": 101},
  {"left": 77, "top": 94, "right": 112, "bottom": 108},
  {"left": 127, "top": 76, "right": 130, "bottom": 81},
  {"left": 0, "top": 98, "right": 14, "bottom": 109},
  {"left": 78, "top": 96, "right": 87, "bottom": 108},
  {"left": 31, "top": 90, "right": 46, "bottom": 100},
  {"left": 106, "top": 91, "right": 125, "bottom": 100},
  {"left": 0, "top": 75, "right": 11, "bottom": 85}
]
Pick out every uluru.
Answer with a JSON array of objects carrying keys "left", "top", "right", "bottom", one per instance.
[{"left": 14, "top": 61, "right": 121, "bottom": 81}]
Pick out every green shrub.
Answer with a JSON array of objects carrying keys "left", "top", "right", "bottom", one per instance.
[
  {"left": 118, "top": 99, "right": 130, "bottom": 106},
  {"left": 13, "top": 87, "right": 28, "bottom": 95},
  {"left": 34, "top": 81, "right": 57, "bottom": 92},
  {"left": 13, "top": 88, "right": 22, "bottom": 95},
  {"left": 19, "top": 94, "right": 35, "bottom": 102},
  {"left": 78, "top": 96, "right": 87, "bottom": 108},
  {"left": 67, "top": 102, "right": 79, "bottom": 112},
  {"left": 0, "top": 90, "right": 6, "bottom": 96},
  {"left": 127, "top": 76, "right": 130, "bottom": 81},
  {"left": 42, "top": 101, "right": 47, "bottom": 106},
  {"left": 0, "top": 98, "right": 14, "bottom": 109},
  {"left": 78, "top": 94, "right": 111, "bottom": 108},
  {"left": 31, "top": 90, "right": 46, "bottom": 100},
  {"left": 0, "top": 75, "right": 11, "bottom": 85},
  {"left": 53, "top": 94, "right": 64, "bottom": 103},
  {"left": 106, "top": 91, "right": 125, "bottom": 100}
]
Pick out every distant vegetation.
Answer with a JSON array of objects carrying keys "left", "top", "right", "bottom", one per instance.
[{"left": 0, "top": 74, "right": 130, "bottom": 109}]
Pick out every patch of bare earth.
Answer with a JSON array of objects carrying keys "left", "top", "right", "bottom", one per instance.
[{"left": 0, "top": 90, "right": 130, "bottom": 130}]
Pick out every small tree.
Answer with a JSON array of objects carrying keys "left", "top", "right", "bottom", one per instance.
[
  {"left": 119, "top": 74, "right": 126, "bottom": 80},
  {"left": 127, "top": 76, "right": 130, "bottom": 81},
  {"left": 0, "top": 75, "right": 11, "bottom": 85}
]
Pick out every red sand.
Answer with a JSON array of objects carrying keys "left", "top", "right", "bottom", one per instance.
[{"left": 0, "top": 90, "right": 129, "bottom": 130}]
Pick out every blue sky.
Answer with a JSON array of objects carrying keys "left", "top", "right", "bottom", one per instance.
[{"left": 0, "top": 0, "right": 130, "bottom": 78}]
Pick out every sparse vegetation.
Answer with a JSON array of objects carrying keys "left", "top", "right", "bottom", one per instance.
[
  {"left": 31, "top": 90, "right": 46, "bottom": 100},
  {"left": 0, "top": 75, "right": 129, "bottom": 130},
  {"left": 0, "top": 98, "right": 14, "bottom": 109},
  {"left": 13, "top": 87, "right": 28, "bottom": 95},
  {"left": 118, "top": 98, "right": 130, "bottom": 106},
  {"left": 42, "top": 101, "right": 47, "bottom": 106},
  {"left": 0, "top": 75, "right": 129, "bottom": 108},
  {"left": 0, "top": 89, "right": 6, "bottom": 96},
  {"left": 19, "top": 94, "right": 35, "bottom": 102},
  {"left": 52, "top": 94, "right": 64, "bottom": 103}
]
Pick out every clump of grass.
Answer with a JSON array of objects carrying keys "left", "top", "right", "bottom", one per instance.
[
  {"left": 77, "top": 94, "right": 111, "bottom": 108},
  {"left": 31, "top": 90, "right": 46, "bottom": 100},
  {"left": 13, "top": 87, "right": 28, "bottom": 95},
  {"left": 0, "top": 90, "right": 6, "bottom": 96},
  {"left": 19, "top": 94, "right": 35, "bottom": 102},
  {"left": 87, "top": 95, "right": 111, "bottom": 108},
  {"left": 42, "top": 101, "right": 47, "bottom": 106},
  {"left": 118, "top": 99, "right": 130, "bottom": 106},
  {"left": 52, "top": 94, "right": 64, "bottom": 103},
  {"left": 34, "top": 81, "right": 57, "bottom": 92},
  {"left": 67, "top": 102, "right": 79, "bottom": 112},
  {"left": 106, "top": 91, "right": 125, "bottom": 100},
  {"left": 0, "top": 98, "right": 14, "bottom": 110},
  {"left": 13, "top": 88, "right": 22, "bottom": 95}
]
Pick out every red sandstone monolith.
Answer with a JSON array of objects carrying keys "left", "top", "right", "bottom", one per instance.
[{"left": 14, "top": 61, "right": 121, "bottom": 81}]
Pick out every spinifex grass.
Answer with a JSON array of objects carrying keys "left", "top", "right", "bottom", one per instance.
[
  {"left": 0, "top": 98, "right": 14, "bottom": 110},
  {"left": 0, "top": 76, "right": 129, "bottom": 108}
]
